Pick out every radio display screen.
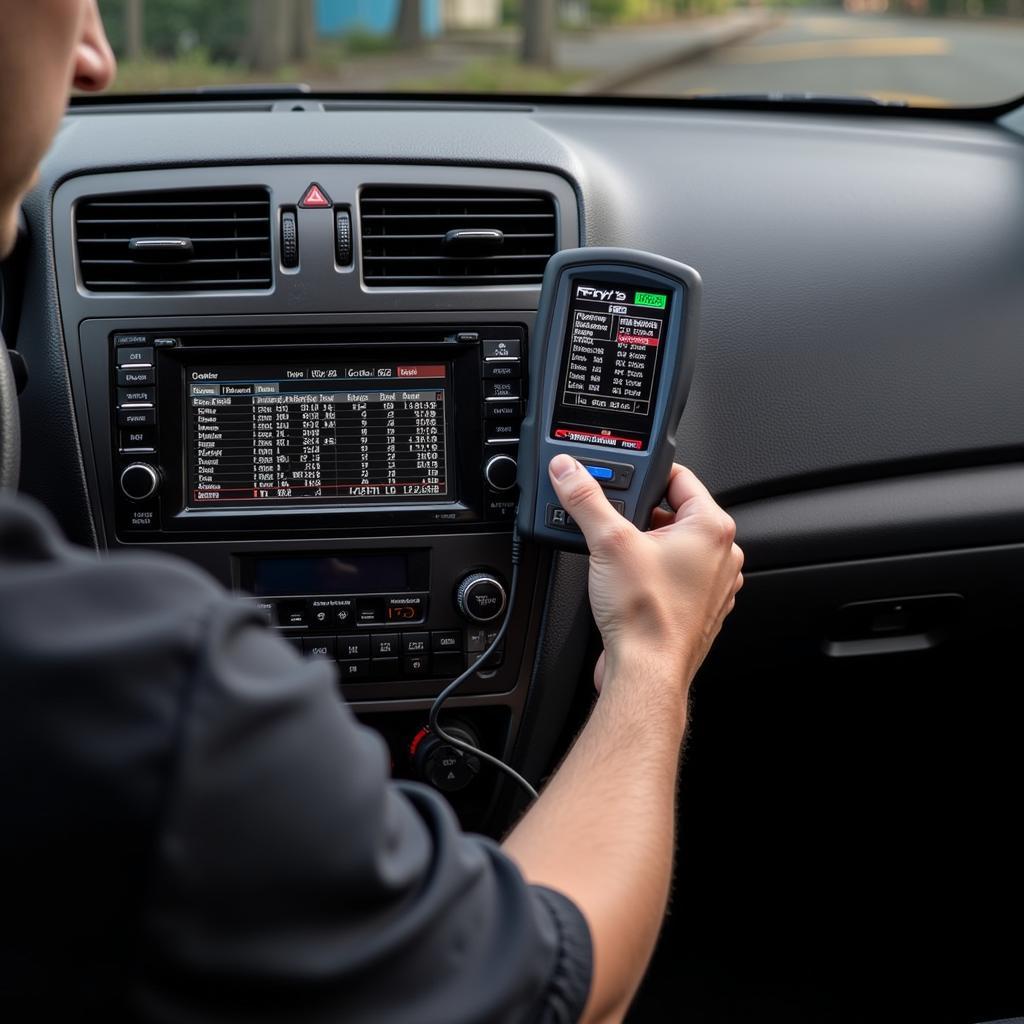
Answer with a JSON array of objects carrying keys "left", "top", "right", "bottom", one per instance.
[
  {"left": 186, "top": 362, "right": 450, "bottom": 508},
  {"left": 550, "top": 279, "right": 671, "bottom": 451},
  {"left": 250, "top": 553, "right": 410, "bottom": 596}
]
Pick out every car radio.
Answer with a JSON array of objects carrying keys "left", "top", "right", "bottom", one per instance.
[{"left": 109, "top": 325, "right": 525, "bottom": 539}]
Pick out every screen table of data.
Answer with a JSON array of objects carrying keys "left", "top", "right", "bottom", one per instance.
[{"left": 187, "top": 363, "right": 449, "bottom": 506}]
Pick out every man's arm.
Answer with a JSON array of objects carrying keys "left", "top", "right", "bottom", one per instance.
[{"left": 504, "top": 456, "right": 744, "bottom": 1024}]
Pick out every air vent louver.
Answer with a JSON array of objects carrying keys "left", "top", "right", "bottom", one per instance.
[
  {"left": 75, "top": 187, "right": 272, "bottom": 292},
  {"left": 360, "top": 186, "right": 557, "bottom": 287}
]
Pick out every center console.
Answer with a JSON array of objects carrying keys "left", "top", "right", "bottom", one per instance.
[{"left": 80, "top": 322, "right": 532, "bottom": 699}]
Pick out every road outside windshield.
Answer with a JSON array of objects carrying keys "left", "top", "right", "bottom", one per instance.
[{"left": 96, "top": 1, "right": 1024, "bottom": 108}]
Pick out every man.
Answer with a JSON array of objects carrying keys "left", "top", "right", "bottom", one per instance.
[{"left": 0, "top": 3, "right": 744, "bottom": 1021}]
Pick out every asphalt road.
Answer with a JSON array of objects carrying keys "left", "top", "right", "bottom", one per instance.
[{"left": 619, "top": 9, "right": 1024, "bottom": 107}]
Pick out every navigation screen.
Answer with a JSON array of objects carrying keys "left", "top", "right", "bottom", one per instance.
[
  {"left": 186, "top": 362, "right": 450, "bottom": 508},
  {"left": 550, "top": 279, "right": 671, "bottom": 451}
]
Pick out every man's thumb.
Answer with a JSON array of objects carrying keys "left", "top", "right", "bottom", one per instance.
[{"left": 548, "top": 454, "right": 631, "bottom": 552}]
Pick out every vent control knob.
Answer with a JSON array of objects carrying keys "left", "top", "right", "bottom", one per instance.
[
  {"left": 120, "top": 463, "right": 160, "bottom": 502},
  {"left": 335, "top": 209, "right": 352, "bottom": 266},
  {"left": 281, "top": 210, "right": 298, "bottom": 269},
  {"left": 456, "top": 573, "right": 507, "bottom": 624}
]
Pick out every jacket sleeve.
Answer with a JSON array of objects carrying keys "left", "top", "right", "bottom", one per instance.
[{"left": 135, "top": 592, "right": 592, "bottom": 1024}]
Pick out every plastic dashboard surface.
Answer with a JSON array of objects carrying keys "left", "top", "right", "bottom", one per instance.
[{"left": 13, "top": 101, "right": 1022, "bottom": 562}]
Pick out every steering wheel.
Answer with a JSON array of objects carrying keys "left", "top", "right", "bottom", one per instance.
[{"left": 0, "top": 328, "right": 20, "bottom": 491}]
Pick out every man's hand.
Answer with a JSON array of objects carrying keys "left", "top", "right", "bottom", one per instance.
[
  {"left": 505, "top": 457, "right": 743, "bottom": 1023},
  {"left": 548, "top": 453, "right": 743, "bottom": 702}
]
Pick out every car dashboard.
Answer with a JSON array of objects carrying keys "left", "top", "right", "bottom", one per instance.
[{"left": 6, "top": 94, "right": 1024, "bottom": 1020}]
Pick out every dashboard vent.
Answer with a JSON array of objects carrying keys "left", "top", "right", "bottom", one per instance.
[
  {"left": 75, "top": 187, "right": 272, "bottom": 292},
  {"left": 360, "top": 186, "right": 557, "bottom": 287}
]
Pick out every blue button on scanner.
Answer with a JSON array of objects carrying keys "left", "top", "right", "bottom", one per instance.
[{"left": 585, "top": 465, "right": 614, "bottom": 481}]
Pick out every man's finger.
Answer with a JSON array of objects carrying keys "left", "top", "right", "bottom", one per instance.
[
  {"left": 665, "top": 464, "right": 718, "bottom": 520},
  {"left": 548, "top": 454, "right": 634, "bottom": 552}
]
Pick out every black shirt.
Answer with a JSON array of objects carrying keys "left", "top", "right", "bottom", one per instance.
[{"left": 0, "top": 495, "right": 592, "bottom": 1023}]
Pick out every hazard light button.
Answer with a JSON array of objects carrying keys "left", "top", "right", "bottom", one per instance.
[{"left": 299, "top": 183, "right": 332, "bottom": 209}]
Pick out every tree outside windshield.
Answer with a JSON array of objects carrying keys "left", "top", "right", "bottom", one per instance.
[{"left": 95, "top": 1, "right": 1024, "bottom": 108}]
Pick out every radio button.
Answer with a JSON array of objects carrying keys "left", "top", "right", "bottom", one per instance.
[
  {"left": 303, "top": 637, "right": 337, "bottom": 659},
  {"left": 118, "top": 387, "right": 156, "bottom": 405},
  {"left": 484, "top": 401, "right": 521, "bottom": 420},
  {"left": 483, "top": 361, "right": 520, "bottom": 380},
  {"left": 466, "top": 628, "right": 487, "bottom": 653},
  {"left": 356, "top": 598, "right": 385, "bottom": 625},
  {"left": 483, "top": 339, "right": 521, "bottom": 361},
  {"left": 470, "top": 648, "right": 504, "bottom": 670},
  {"left": 484, "top": 380, "right": 521, "bottom": 400},
  {"left": 402, "top": 632, "right": 429, "bottom": 655},
  {"left": 485, "top": 421, "right": 519, "bottom": 443},
  {"left": 432, "top": 630, "right": 463, "bottom": 653},
  {"left": 403, "top": 654, "right": 430, "bottom": 676},
  {"left": 338, "top": 634, "right": 371, "bottom": 659},
  {"left": 118, "top": 408, "right": 156, "bottom": 428},
  {"left": 311, "top": 597, "right": 355, "bottom": 628},
  {"left": 119, "top": 427, "right": 157, "bottom": 453},
  {"left": 253, "top": 600, "right": 276, "bottom": 625},
  {"left": 337, "top": 659, "right": 370, "bottom": 681},
  {"left": 371, "top": 658, "right": 401, "bottom": 681},
  {"left": 277, "top": 601, "right": 309, "bottom": 629},
  {"left": 372, "top": 634, "right": 400, "bottom": 658},
  {"left": 116, "top": 347, "right": 154, "bottom": 369},
  {"left": 117, "top": 368, "right": 155, "bottom": 387}
]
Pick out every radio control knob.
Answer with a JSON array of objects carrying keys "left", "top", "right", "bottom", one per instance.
[
  {"left": 456, "top": 572, "right": 507, "bottom": 623},
  {"left": 484, "top": 454, "right": 518, "bottom": 493},
  {"left": 120, "top": 463, "right": 160, "bottom": 502}
]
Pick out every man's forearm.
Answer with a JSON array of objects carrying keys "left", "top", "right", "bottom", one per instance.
[{"left": 503, "top": 656, "right": 688, "bottom": 1024}]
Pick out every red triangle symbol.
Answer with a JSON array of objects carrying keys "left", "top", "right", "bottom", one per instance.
[{"left": 299, "top": 183, "right": 331, "bottom": 209}]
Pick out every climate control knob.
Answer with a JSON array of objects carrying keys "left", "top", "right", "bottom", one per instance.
[
  {"left": 120, "top": 463, "right": 160, "bottom": 502},
  {"left": 456, "top": 572, "right": 507, "bottom": 623},
  {"left": 484, "top": 454, "right": 518, "bottom": 492}
]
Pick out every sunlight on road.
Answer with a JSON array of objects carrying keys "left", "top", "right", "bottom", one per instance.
[
  {"left": 722, "top": 36, "right": 950, "bottom": 63},
  {"left": 800, "top": 16, "right": 903, "bottom": 35}
]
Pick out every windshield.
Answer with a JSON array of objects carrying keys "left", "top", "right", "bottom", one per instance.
[{"left": 94, "top": 1, "right": 1024, "bottom": 109}]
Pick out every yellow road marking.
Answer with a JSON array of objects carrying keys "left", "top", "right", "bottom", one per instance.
[
  {"left": 864, "top": 89, "right": 951, "bottom": 106},
  {"left": 801, "top": 16, "right": 889, "bottom": 35},
  {"left": 677, "top": 85, "right": 950, "bottom": 107},
  {"left": 722, "top": 36, "right": 951, "bottom": 64}
]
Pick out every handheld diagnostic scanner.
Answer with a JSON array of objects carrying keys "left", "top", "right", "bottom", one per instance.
[{"left": 517, "top": 248, "right": 702, "bottom": 551}]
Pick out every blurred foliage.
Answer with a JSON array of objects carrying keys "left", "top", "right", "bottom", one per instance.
[{"left": 98, "top": 0, "right": 250, "bottom": 61}]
